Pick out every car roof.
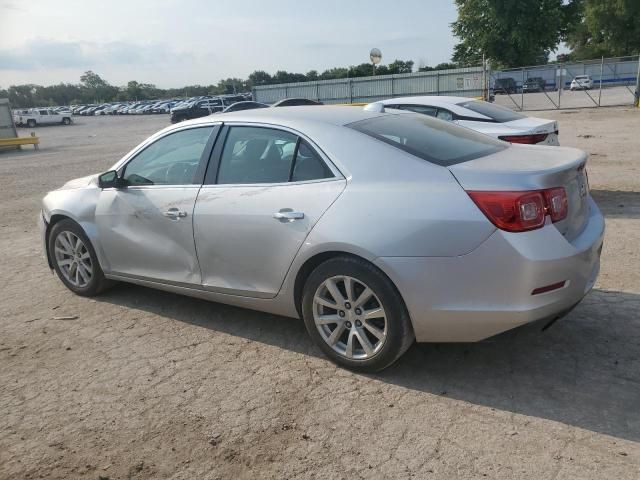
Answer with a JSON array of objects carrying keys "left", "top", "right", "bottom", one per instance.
[
  {"left": 182, "top": 105, "right": 387, "bottom": 129},
  {"left": 376, "top": 96, "right": 491, "bottom": 120}
]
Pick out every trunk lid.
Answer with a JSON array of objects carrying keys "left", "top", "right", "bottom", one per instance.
[
  {"left": 501, "top": 116, "right": 558, "bottom": 135},
  {"left": 449, "top": 144, "right": 590, "bottom": 241}
]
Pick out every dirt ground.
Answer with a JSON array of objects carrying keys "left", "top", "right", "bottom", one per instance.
[{"left": 1, "top": 107, "right": 639, "bottom": 480}]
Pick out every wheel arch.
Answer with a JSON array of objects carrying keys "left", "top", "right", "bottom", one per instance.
[
  {"left": 292, "top": 250, "right": 409, "bottom": 321},
  {"left": 44, "top": 214, "right": 76, "bottom": 268}
]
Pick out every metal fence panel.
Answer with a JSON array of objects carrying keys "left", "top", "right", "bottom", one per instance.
[{"left": 253, "top": 66, "right": 485, "bottom": 104}]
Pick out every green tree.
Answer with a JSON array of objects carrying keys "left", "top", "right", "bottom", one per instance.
[
  {"left": 248, "top": 70, "right": 273, "bottom": 86},
  {"left": 451, "top": 0, "right": 574, "bottom": 68},
  {"left": 319, "top": 67, "right": 349, "bottom": 80},
  {"left": 126, "top": 80, "right": 143, "bottom": 100},
  {"left": 387, "top": 59, "right": 414, "bottom": 74},
  {"left": 79, "top": 70, "right": 118, "bottom": 102},
  {"left": 566, "top": 0, "right": 640, "bottom": 59}
]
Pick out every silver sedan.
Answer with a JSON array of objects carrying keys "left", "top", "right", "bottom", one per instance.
[{"left": 40, "top": 106, "right": 605, "bottom": 371}]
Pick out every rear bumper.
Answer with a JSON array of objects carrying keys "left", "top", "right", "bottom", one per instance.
[{"left": 375, "top": 196, "right": 604, "bottom": 342}]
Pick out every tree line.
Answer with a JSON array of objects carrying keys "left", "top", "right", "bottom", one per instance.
[
  {"left": 0, "top": 59, "right": 426, "bottom": 108},
  {"left": 2, "top": 0, "right": 638, "bottom": 107},
  {"left": 452, "top": 0, "right": 640, "bottom": 68}
]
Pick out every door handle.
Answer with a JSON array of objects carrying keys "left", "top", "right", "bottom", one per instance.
[
  {"left": 273, "top": 211, "right": 304, "bottom": 221},
  {"left": 164, "top": 208, "right": 187, "bottom": 219}
]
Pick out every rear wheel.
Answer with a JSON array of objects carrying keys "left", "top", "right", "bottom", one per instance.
[
  {"left": 62, "top": 117, "right": 71, "bottom": 125},
  {"left": 49, "top": 219, "right": 112, "bottom": 296},
  {"left": 302, "top": 256, "right": 414, "bottom": 372},
  {"left": 27, "top": 119, "right": 36, "bottom": 128}
]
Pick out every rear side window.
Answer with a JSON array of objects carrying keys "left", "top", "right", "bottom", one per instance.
[
  {"left": 347, "top": 113, "right": 506, "bottom": 167},
  {"left": 216, "top": 126, "right": 334, "bottom": 184},
  {"left": 395, "top": 105, "right": 437, "bottom": 117},
  {"left": 458, "top": 100, "right": 525, "bottom": 123}
]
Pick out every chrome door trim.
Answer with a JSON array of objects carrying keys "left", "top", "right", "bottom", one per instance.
[{"left": 105, "top": 271, "right": 274, "bottom": 299}]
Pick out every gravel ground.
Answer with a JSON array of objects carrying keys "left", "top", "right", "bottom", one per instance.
[{"left": 1, "top": 108, "right": 639, "bottom": 480}]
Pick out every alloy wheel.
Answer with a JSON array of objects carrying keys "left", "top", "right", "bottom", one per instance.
[
  {"left": 54, "top": 231, "right": 93, "bottom": 288},
  {"left": 312, "top": 275, "right": 387, "bottom": 360}
]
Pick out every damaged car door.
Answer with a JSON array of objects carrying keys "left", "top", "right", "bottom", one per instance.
[{"left": 94, "top": 125, "right": 218, "bottom": 284}]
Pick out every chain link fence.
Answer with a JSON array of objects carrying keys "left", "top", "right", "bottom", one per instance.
[{"left": 491, "top": 56, "right": 639, "bottom": 111}]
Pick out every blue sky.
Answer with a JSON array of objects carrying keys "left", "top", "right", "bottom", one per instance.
[{"left": 2, "top": 0, "right": 459, "bottom": 87}]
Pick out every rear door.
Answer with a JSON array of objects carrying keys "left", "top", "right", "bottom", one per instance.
[
  {"left": 38, "top": 110, "right": 52, "bottom": 124},
  {"left": 193, "top": 124, "right": 346, "bottom": 298}
]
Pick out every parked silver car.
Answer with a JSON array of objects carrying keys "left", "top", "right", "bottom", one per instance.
[{"left": 40, "top": 106, "right": 604, "bottom": 371}]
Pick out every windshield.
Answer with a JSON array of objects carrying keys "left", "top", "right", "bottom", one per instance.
[
  {"left": 348, "top": 113, "right": 506, "bottom": 167},
  {"left": 458, "top": 100, "right": 526, "bottom": 123}
]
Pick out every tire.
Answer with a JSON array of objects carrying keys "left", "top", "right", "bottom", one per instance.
[
  {"left": 62, "top": 117, "right": 71, "bottom": 125},
  {"left": 27, "top": 119, "right": 36, "bottom": 128},
  {"left": 301, "top": 256, "right": 414, "bottom": 372},
  {"left": 48, "top": 219, "right": 113, "bottom": 296}
]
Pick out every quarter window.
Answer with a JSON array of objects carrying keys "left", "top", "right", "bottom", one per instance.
[
  {"left": 436, "top": 109, "right": 454, "bottom": 121},
  {"left": 291, "top": 141, "right": 334, "bottom": 182},
  {"left": 123, "top": 127, "right": 213, "bottom": 185}
]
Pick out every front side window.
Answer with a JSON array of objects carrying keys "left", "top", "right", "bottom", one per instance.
[
  {"left": 123, "top": 126, "right": 214, "bottom": 185},
  {"left": 216, "top": 127, "right": 334, "bottom": 184},
  {"left": 348, "top": 113, "right": 506, "bottom": 167}
]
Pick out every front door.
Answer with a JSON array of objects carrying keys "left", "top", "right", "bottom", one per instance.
[
  {"left": 95, "top": 125, "right": 217, "bottom": 284},
  {"left": 193, "top": 125, "right": 345, "bottom": 298}
]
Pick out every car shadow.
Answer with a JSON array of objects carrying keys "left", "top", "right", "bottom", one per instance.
[
  {"left": 96, "top": 286, "right": 640, "bottom": 442},
  {"left": 591, "top": 189, "right": 640, "bottom": 219}
]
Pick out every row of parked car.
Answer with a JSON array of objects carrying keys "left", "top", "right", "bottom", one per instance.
[
  {"left": 69, "top": 93, "right": 254, "bottom": 118},
  {"left": 169, "top": 97, "right": 321, "bottom": 123}
]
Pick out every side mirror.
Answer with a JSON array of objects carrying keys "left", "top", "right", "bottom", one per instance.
[{"left": 98, "top": 170, "right": 126, "bottom": 189}]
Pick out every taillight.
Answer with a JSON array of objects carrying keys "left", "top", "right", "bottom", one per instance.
[
  {"left": 467, "top": 187, "right": 568, "bottom": 233},
  {"left": 498, "top": 133, "right": 548, "bottom": 144},
  {"left": 543, "top": 187, "right": 568, "bottom": 222}
]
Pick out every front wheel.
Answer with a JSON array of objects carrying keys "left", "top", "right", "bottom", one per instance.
[
  {"left": 302, "top": 256, "right": 414, "bottom": 372},
  {"left": 49, "top": 219, "right": 112, "bottom": 296}
]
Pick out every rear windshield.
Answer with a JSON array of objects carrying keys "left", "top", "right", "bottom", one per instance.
[
  {"left": 347, "top": 113, "right": 506, "bottom": 167},
  {"left": 458, "top": 100, "right": 525, "bottom": 123}
]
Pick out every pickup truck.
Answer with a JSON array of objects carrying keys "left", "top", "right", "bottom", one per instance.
[{"left": 14, "top": 108, "right": 73, "bottom": 127}]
